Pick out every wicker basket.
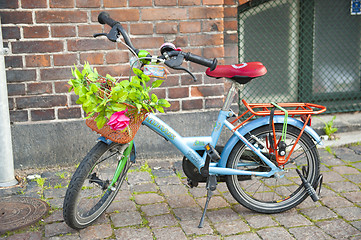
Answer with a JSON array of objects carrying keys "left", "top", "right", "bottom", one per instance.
[{"left": 86, "top": 106, "right": 148, "bottom": 144}]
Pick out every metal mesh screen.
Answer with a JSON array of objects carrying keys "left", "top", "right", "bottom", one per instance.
[{"left": 238, "top": 0, "right": 361, "bottom": 113}]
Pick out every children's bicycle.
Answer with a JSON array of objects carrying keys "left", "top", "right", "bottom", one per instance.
[{"left": 63, "top": 12, "right": 326, "bottom": 229}]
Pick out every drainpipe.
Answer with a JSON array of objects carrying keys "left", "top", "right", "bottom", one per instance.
[{"left": 0, "top": 18, "right": 18, "bottom": 187}]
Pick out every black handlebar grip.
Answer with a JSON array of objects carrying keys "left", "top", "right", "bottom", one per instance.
[
  {"left": 98, "top": 12, "right": 119, "bottom": 27},
  {"left": 184, "top": 52, "right": 217, "bottom": 71}
]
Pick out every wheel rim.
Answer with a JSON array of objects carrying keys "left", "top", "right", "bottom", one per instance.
[{"left": 230, "top": 127, "right": 317, "bottom": 210}]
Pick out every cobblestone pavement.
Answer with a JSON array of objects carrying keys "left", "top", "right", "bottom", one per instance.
[{"left": 1, "top": 145, "right": 361, "bottom": 239}]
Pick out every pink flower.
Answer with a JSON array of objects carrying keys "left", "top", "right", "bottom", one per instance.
[{"left": 107, "top": 109, "right": 130, "bottom": 131}]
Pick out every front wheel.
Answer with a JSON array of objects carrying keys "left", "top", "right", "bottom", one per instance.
[
  {"left": 63, "top": 141, "right": 131, "bottom": 229},
  {"left": 226, "top": 124, "right": 320, "bottom": 213}
]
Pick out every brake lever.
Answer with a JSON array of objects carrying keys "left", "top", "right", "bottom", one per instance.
[
  {"left": 93, "top": 25, "right": 119, "bottom": 42},
  {"left": 164, "top": 53, "right": 197, "bottom": 81},
  {"left": 93, "top": 33, "right": 107, "bottom": 38}
]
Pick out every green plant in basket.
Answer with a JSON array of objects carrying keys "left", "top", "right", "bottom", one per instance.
[{"left": 68, "top": 62, "right": 170, "bottom": 130}]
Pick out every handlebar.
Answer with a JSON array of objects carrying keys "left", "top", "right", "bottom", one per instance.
[{"left": 96, "top": 11, "right": 217, "bottom": 71}]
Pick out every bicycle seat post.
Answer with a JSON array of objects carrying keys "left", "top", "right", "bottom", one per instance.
[{"left": 222, "top": 82, "right": 242, "bottom": 111}]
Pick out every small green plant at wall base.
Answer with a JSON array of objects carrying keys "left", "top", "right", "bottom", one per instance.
[
  {"left": 323, "top": 116, "right": 338, "bottom": 138},
  {"left": 68, "top": 62, "right": 170, "bottom": 130}
]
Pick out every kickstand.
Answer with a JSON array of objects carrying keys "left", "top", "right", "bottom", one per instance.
[{"left": 198, "top": 175, "right": 217, "bottom": 228}]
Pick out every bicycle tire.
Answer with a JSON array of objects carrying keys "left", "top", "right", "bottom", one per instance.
[
  {"left": 63, "top": 141, "right": 130, "bottom": 229},
  {"left": 226, "top": 124, "right": 320, "bottom": 213}
]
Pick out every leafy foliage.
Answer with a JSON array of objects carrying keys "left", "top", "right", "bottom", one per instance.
[
  {"left": 68, "top": 62, "right": 170, "bottom": 129},
  {"left": 323, "top": 116, "right": 338, "bottom": 137}
]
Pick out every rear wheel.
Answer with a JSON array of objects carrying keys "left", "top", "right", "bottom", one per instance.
[
  {"left": 63, "top": 141, "right": 130, "bottom": 229},
  {"left": 226, "top": 124, "right": 320, "bottom": 213}
]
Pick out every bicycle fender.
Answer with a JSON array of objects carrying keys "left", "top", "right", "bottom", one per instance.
[
  {"left": 218, "top": 116, "right": 322, "bottom": 168},
  {"left": 97, "top": 137, "right": 137, "bottom": 163}
]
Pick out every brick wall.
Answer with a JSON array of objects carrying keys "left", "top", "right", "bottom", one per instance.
[{"left": 1, "top": 0, "right": 240, "bottom": 124}]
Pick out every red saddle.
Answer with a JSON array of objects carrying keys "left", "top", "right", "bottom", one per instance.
[{"left": 206, "top": 62, "right": 267, "bottom": 84}]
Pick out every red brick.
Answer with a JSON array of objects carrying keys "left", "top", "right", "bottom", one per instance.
[
  {"left": 174, "top": 36, "right": 188, "bottom": 48},
  {"left": 224, "top": 7, "right": 237, "bottom": 18},
  {"left": 191, "top": 87, "right": 203, "bottom": 97},
  {"left": 224, "top": 33, "right": 237, "bottom": 44},
  {"left": 155, "top": 0, "right": 177, "bottom": 6},
  {"left": 106, "top": 51, "right": 129, "bottom": 64},
  {"left": 156, "top": 22, "right": 178, "bottom": 34},
  {"left": 2, "top": 27, "right": 21, "bottom": 39},
  {"left": 224, "top": 0, "right": 237, "bottom": 4},
  {"left": 189, "top": 34, "right": 223, "bottom": 46},
  {"left": 183, "top": 99, "right": 203, "bottom": 110},
  {"left": 76, "top": 0, "right": 100, "bottom": 8},
  {"left": 196, "top": 85, "right": 223, "bottom": 97},
  {"left": 31, "top": 109, "right": 55, "bottom": 121},
  {"left": 27, "top": 82, "right": 53, "bottom": 95},
  {"left": 36, "top": 11, "right": 87, "bottom": 23},
  {"left": 40, "top": 67, "right": 73, "bottom": 81},
  {"left": 131, "top": 37, "right": 165, "bottom": 50},
  {"left": 12, "top": 40, "right": 63, "bottom": 53},
  {"left": 239, "top": 0, "right": 250, "bottom": 5},
  {"left": 180, "top": 22, "right": 201, "bottom": 33},
  {"left": 179, "top": 0, "right": 201, "bottom": 5},
  {"left": 203, "top": 46, "right": 224, "bottom": 58},
  {"left": 224, "top": 20, "right": 237, "bottom": 31},
  {"left": 166, "top": 100, "right": 180, "bottom": 112},
  {"left": 51, "top": 26, "right": 76, "bottom": 37},
  {"left": 10, "top": 110, "right": 28, "bottom": 122},
  {"left": 205, "top": 97, "right": 224, "bottom": 108},
  {"left": 0, "top": 11, "right": 32, "bottom": 24},
  {"left": 55, "top": 81, "right": 71, "bottom": 93},
  {"left": 162, "top": 75, "right": 180, "bottom": 87},
  {"left": 189, "top": 7, "right": 224, "bottom": 19},
  {"left": 67, "top": 38, "right": 115, "bottom": 51},
  {"left": 21, "top": 0, "right": 47, "bottom": 8},
  {"left": 130, "top": 23, "right": 154, "bottom": 35},
  {"left": 103, "top": 0, "right": 126, "bottom": 7},
  {"left": 6, "top": 70, "right": 36, "bottom": 82},
  {"left": 7, "top": 84, "right": 25, "bottom": 96},
  {"left": 150, "top": 88, "right": 166, "bottom": 99},
  {"left": 23, "top": 26, "right": 49, "bottom": 38},
  {"left": 203, "top": 0, "right": 224, "bottom": 5},
  {"left": 53, "top": 54, "right": 77, "bottom": 66},
  {"left": 91, "top": 9, "right": 140, "bottom": 22},
  {"left": 142, "top": 8, "right": 187, "bottom": 21},
  {"left": 50, "top": 0, "right": 74, "bottom": 8},
  {"left": 203, "top": 20, "right": 224, "bottom": 32},
  {"left": 25, "top": 55, "right": 51, "bottom": 67},
  {"left": 181, "top": 73, "right": 203, "bottom": 85},
  {"left": 0, "top": 1, "right": 19, "bottom": 8},
  {"left": 58, "top": 107, "right": 82, "bottom": 119},
  {"left": 8, "top": 98, "right": 15, "bottom": 110},
  {"left": 17, "top": 96, "right": 67, "bottom": 109},
  {"left": 78, "top": 25, "right": 102, "bottom": 37},
  {"left": 129, "top": 0, "right": 152, "bottom": 7},
  {"left": 169, "top": 87, "right": 189, "bottom": 99},
  {"left": 5, "top": 56, "right": 23, "bottom": 68},
  {"left": 80, "top": 52, "right": 104, "bottom": 65},
  {"left": 96, "top": 65, "right": 129, "bottom": 77}
]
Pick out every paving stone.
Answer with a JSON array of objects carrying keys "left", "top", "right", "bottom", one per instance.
[
  {"left": 152, "top": 169, "right": 175, "bottom": 178},
  {"left": 189, "top": 186, "right": 208, "bottom": 198},
  {"left": 224, "top": 233, "right": 261, "bottom": 240},
  {"left": 348, "top": 145, "right": 361, "bottom": 155},
  {"left": 332, "top": 165, "right": 360, "bottom": 175},
  {"left": 321, "top": 195, "right": 354, "bottom": 208},
  {"left": 351, "top": 161, "right": 361, "bottom": 170},
  {"left": 159, "top": 184, "right": 188, "bottom": 196},
  {"left": 114, "top": 227, "right": 153, "bottom": 240},
  {"left": 320, "top": 154, "right": 346, "bottom": 166},
  {"left": 155, "top": 176, "right": 182, "bottom": 185},
  {"left": 48, "top": 234, "right": 80, "bottom": 240},
  {"left": 344, "top": 173, "right": 361, "bottom": 184},
  {"left": 152, "top": 227, "right": 187, "bottom": 240},
  {"left": 127, "top": 171, "right": 153, "bottom": 185},
  {"left": 295, "top": 196, "right": 322, "bottom": 209},
  {"left": 131, "top": 182, "right": 157, "bottom": 193},
  {"left": 105, "top": 199, "right": 136, "bottom": 213},
  {"left": 322, "top": 170, "right": 345, "bottom": 182},
  {"left": 196, "top": 196, "right": 230, "bottom": 209},
  {"left": 333, "top": 207, "right": 361, "bottom": 221},
  {"left": 213, "top": 219, "right": 250, "bottom": 235},
  {"left": 173, "top": 207, "right": 203, "bottom": 221},
  {"left": 141, "top": 202, "right": 170, "bottom": 216},
  {"left": 134, "top": 193, "right": 164, "bottom": 205},
  {"left": 351, "top": 220, "right": 361, "bottom": 231},
  {"left": 179, "top": 219, "right": 213, "bottom": 235},
  {"left": 274, "top": 211, "right": 313, "bottom": 228},
  {"left": 319, "top": 187, "right": 338, "bottom": 197},
  {"left": 232, "top": 204, "right": 259, "bottom": 216},
  {"left": 334, "top": 148, "right": 360, "bottom": 162},
  {"left": 222, "top": 191, "right": 240, "bottom": 204},
  {"left": 5, "top": 232, "right": 43, "bottom": 240},
  {"left": 47, "top": 198, "right": 64, "bottom": 209},
  {"left": 110, "top": 211, "right": 142, "bottom": 227},
  {"left": 147, "top": 213, "right": 178, "bottom": 228},
  {"left": 193, "top": 236, "right": 221, "bottom": 240},
  {"left": 44, "top": 209, "right": 64, "bottom": 223},
  {"left": 316, "top": 219, "right": 360, "bottom": 239},
  {"left": 244, "top": 215, "right": 278, "bottom": 229},
  {"left": 257, "top": 227, "right": 294, "bottom": 240},
  {"left": 206, "top": 208, "right": 240, "bottom": 223},
  {"left": 325, "top": 181, "right": 360, "bottom": 192},
  {"left": 288, "top": 226, "right": 332, "bottom": 240},
  {"left": 113, "top": 190, "right": 132, "bottom": 201},
  {"left": 44, "top": 188, "right": 67, "bottom": 199},
  {"left": 300, "top": 206, "right": 338, "bottom": 221},
  {"left": 167, "top": 194, "right": 197, "bottom": 208},
  {"left": 217, "top": 182, "right": 229, "bottom": 193},
  {"left": 44, "top": 222, "right": 77, "bottom": 238},
  {"left": 148, "top": 160, "right": 174, "bottom": 170},
  {"left": 79, "top": 224, "right": 112, "bottom": 240}
]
